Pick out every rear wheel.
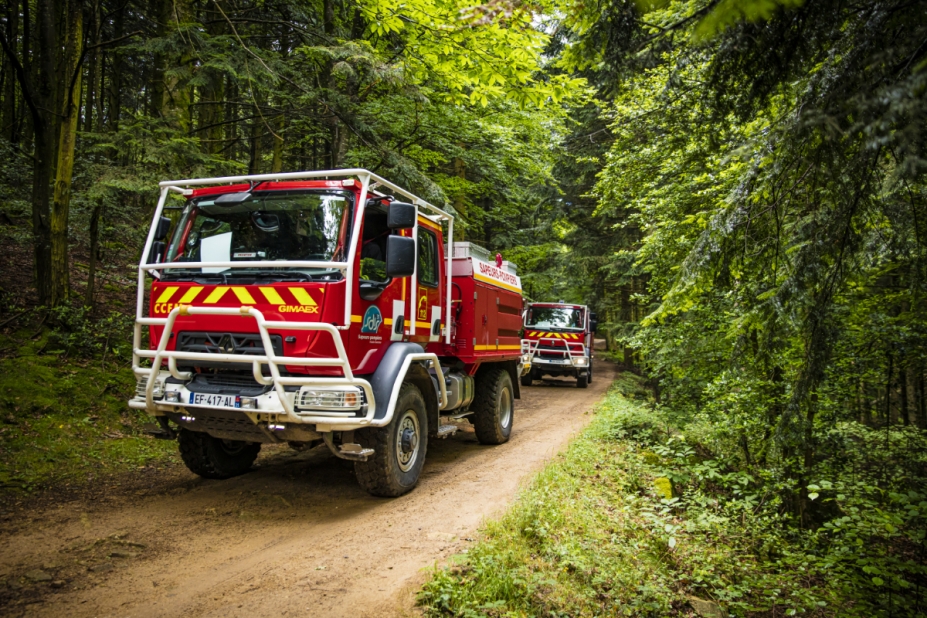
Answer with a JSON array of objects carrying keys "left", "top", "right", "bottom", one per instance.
[
  {"left": 178, "top": 429, "right": 261, "bottom": 479},
  {"left": 472, "top": 367, "right": 514, "bottom": 445},
  {"left": 354, "top": 382, "right": 428, "bottom": 497}
]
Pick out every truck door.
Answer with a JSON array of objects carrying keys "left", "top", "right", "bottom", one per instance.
[{"left": 413, "top": 221, "right": 442, "bottom": 344}]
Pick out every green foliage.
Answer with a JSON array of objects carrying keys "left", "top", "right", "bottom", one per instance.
[{"left": 419, "top": 390, "right": 927, "bottom": 617}]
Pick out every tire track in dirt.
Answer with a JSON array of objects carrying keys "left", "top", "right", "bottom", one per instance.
[{"left": 0, "top": 359, "right": 615, "bottom": 618}]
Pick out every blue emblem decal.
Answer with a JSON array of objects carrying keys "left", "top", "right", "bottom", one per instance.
[{"left": 361, "top": 305, "right": 383, "bottom": 334}]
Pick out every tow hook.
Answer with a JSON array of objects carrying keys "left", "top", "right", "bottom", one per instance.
[
  {"left": 143, "top": 416, "right": 177, "bottom": 440},
  {"left": 323, "top": 432, "right": 374, "bottom": 462}
]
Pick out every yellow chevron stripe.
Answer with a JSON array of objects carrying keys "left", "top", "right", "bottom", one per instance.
[
  {"left": 177, "top": 286, "right": 203, "bottom": 304},
  {"left": 289, "top": 288, "right": 317, "bottom": 306},
  {"left": 155, "top": 286, "right": 178, "bottom": 303},
  {"left": 261, "top": 287, "right": 285, "bottom": 304},
  {"left": 203, "top": 287, "right": 229, "bottom": 304},
  {"left": 231, "top": 287, "right": 256, "bottom": 304}
]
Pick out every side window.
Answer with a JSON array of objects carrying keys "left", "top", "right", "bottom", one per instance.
[
  {"left": 418, "top": 229, "right": 439, "bottom": 287},
  {"left": 359, "top": 210, "right": 389, "bottom": 283}
]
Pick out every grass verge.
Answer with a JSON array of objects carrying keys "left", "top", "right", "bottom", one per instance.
[{"left": 418, "top": 378, "right": 924, "bottom": 617}]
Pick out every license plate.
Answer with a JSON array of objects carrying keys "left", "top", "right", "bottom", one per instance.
[{"left": 188, "top": 393, "right": 241, "bottom": 408}]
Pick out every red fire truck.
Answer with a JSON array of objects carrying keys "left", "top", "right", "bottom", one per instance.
[
  {"left": 520, "top": 302, "right": 597, "bottom": 388},
  {"left": 130, "top": 169, "right": 528, "bottom": 496}
]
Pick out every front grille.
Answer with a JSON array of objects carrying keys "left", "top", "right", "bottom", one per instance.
[
  {"left": 185, "top": 373, "right": 271, "bottom": 397},
  {"left": 176, "top": 332, "right": 283, "bottom": 370},
  {"left": 177, "top": 332, "right": 283, "bottom": 357}
]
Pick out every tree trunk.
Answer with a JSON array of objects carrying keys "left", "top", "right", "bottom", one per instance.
[
  {"left": 84, "top": 201, "right": 101, "bottom": 307},
  {"left": 27, "top": 0, "right": 59, "bottom": 306},
  {"left": 82, "top": 0, "right": 101, "bottom": 133},
  {"left": 884, "top": 352, "right": 894, "bottom": 426},
  {"left": 198, "top": 2, "right": 224, "bottom": 156},
  {"left": 452, "top": 155, "right": 466, "bottom": 238},
  {"left": 271, "top": 113, "right": 284, "bottom": 172},
  {"left": 50, "top": 0, "right": 83, "bottom": 307},
  {"left": 917, "top": 365, "right": 925, "bottom": 431},
  {"left": 1, "top": 0, "right": 19, "bottom": 142},
  {"left": 900, "top": 362, "right": 910, "bottom": 426},
  {"left": 248, "top": 101, "right": 263, "bottom": 174},
  {"left": 106, "top": 2, "right": 124, "bottom": 131}
]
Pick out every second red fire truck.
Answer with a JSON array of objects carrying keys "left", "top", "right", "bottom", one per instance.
[{"left": 520, "top": 302, "right": 597, "bottom": 388}]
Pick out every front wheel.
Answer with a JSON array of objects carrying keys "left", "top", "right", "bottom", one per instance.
[
  {"left": 472, "top": 367, "right": 514, "bottom": 445},
  {"left": 178, "top": 429, "right": 261, "bottom": 479},
  {"left": 587, "top": 359, "right": 593, "bottom": 384},
  {"left": 577, "top": 373, "right": 588, "bottom": 388},
  {"left": 354, "top": 382, "right": 428, "bottom": 497},
  {"left": 520, "top": 372, "right": 533, "bottom": 387}
]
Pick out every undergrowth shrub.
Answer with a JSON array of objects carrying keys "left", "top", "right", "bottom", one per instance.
[
  {"left": 419, "top": 389, "right": 927, "bottom": 617},
  {"left": 46, "top": 302, "right": 134, "bottom": 361}
]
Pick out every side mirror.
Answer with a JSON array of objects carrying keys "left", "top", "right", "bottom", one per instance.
[
  {"left": 589, "top": 312, "right": 598, "bottom": 334},
  {"left": 387, "top": 202, "right": 416, "bottom": 229},
  {"left": 146, "top": 241, "right": 166, "bottom": 278},
  {"left": 385, "top": 235, "right": 416, "bottom": 278},
  {"left": 154, "top": 216, "right": 172, "bottom": 241}
]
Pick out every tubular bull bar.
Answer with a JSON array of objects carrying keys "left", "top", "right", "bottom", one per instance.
[
  {"left": 521, "top": 337, "right": 588, "bottom": 366},
  {"left": 131, "top": 305, "right": 447, "bottom": 429}
]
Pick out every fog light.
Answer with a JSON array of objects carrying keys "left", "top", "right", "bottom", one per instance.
[
  {"left": 136, "top": 376, "right": 164, "bottom": 400},
  {"left": 240, "top": 397, "right": 258, "bottom": 409},
  {"left": 165, "top": 391, "right": 181, "bottom": 403},
  {"left": 268, "top": 423, "right": 285, "bottom": 430},
  {"left": 521, "top": 353, "right": 532, "bottom": 364},
  {"left": 180, "top": 415, "right": 196, "bottom": 422}
]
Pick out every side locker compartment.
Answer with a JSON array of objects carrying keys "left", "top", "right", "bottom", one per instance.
[
  {"left": 452, "top": 275, "right": 475, "bottom": 356},
  {"left": 496, "top": 289, "right": 523, "bottom": 352},
  {"left": 474, "top": 283, "right": 490, "bottom": 352}
]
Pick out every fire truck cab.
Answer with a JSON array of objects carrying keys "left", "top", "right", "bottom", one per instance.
[
  {"left": 521, "top": 302, "right": 597, "bottom": 388},
  {"left": 130, "top": 169, "right": 526, "bottom": 497}
]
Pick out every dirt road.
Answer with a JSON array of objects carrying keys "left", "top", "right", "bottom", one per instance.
[{"left": 1, "top": 359, "right": 614, "bottom": 618}]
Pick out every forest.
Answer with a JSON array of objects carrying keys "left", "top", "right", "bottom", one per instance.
[{"left": 1, "top": 0, "right": 926, "bottom": 615}]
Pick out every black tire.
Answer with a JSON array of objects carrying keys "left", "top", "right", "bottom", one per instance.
[
  {"left": 577, "top": 373, "right": 588, "bottom": 388},
  {"left": 354, "top": 382, "right": 428, "bottom": 497},
  {"left": 520, "top": 372, "right": 533, "bottom": 387},
  {"left": 178, "top": 429, "right": 261, "bottom": 479},
  {"left": 587, "top": 359, "right": 593, "bottom": 384},
  {"left": 472, "top": 367, "right": 514, "bottom": 445}
]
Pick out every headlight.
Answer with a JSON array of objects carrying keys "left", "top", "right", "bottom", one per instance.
[
  {"left": 521, "top": 353, "right": 532, "bottom": 364},
  {"left": 136, "top": 376, "right": 165, "bottom": 399},
  {"left": 296, "top": 387, "right": 363, "bottom": 411},
  {"left": 572, "top": 356, "right": 589, "bottom": 366},
  {"left": 164, "top": 391, "right": 182, "bottom": 403}
]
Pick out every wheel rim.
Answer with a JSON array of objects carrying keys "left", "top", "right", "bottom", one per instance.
[
  {"left": 395, "top": 409, "right": 420, "bottom": 472},
  {"left": 498, "top": 386, "right": 512, "bottom": 429}
]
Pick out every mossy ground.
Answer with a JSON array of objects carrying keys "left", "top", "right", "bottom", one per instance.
[{"left": 0, "top": 331, "right": 176, "bottom": 493}]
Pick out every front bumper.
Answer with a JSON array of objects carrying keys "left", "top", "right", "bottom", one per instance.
[{"left": 132, "top": 305, "right": 445, "bottom": 433}]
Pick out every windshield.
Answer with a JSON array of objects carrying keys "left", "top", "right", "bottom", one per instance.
[
  {"left": 525, "top": 306, "right": 584, "bottom": 330},
  {"left": 162, "top": 189, "right": 353, "bottom": 281}
]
